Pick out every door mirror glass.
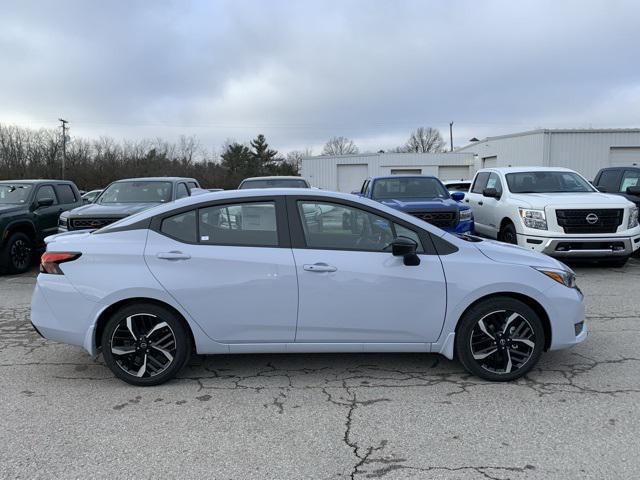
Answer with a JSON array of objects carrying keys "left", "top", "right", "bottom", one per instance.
[
  {"left": 36, "top": 197, "right": 54, "bottom": 208},
  {"left": 389, "top": 236, "right": 420, "bottom": 266},
  {"left": 450, "top": 191, "right": 465, "bottom": 202},
  {"left": 482, "top": 187, "right": 500, "bottom": 198}
]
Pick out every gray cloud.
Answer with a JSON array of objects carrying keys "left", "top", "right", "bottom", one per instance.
[{"left": 1, "top": 0, "right": 639, "bottom": 154}]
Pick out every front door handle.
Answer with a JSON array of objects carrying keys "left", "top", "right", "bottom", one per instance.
[
  {"left": 157, "top": 251, "right": 191, "bottom": 261},
  {"left": 478, "top": 201, "right": 484, "bottom": 206},
  {"left": 303, "top": 262, "right": 337, "bottom": 273}
]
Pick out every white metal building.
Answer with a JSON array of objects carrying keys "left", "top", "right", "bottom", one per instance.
[
  {"left": 457, "top": 128, "right": 640, "bottom": 180},
  {"left": 301, "top": 152, "right": 476, "bottom": 193}
]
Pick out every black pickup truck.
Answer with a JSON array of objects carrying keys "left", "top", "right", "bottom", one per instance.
[
  {"left": 593, "top": 167, "right": 640, "bottom": 207},
  {"left": 0, "top": 180, "right": 82, "bottom": 273}
]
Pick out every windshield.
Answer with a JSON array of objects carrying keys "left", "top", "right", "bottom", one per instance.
[
  {"left": 0, "top": 184, "right": 32, "bottom": 204},
  {"left": 372, "top": 177, "right": 449, "bottom": 199},
  {"left": 98, "top": 181, "right": 172, "bottom": 204},
  {"left": 239, "top": 179, "right": 308, "bottom": 189},
  {"left": 506, "top": 171, "right": 595, "bottom": 193}
]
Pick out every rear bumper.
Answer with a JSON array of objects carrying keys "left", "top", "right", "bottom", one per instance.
[{"left": 518, "top": 234, "right": 640, "bottom": 258}]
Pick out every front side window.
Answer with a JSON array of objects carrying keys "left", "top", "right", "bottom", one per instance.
[
  {"left": 506, "top": 171, "right": 595, "bottom": 193},
  {"left": 239, "top": 179, "right": 308, "bottom": 189},
  {"left": 471, "top": 173, "right": 490, "bottom": 193},
  {"left": 199, "top": 202, "right": 278, "bottom": 246},
  {"left": 620, "top": 170, "right": 640, "bottom": 192},
  {"left": 98, "top": 181, "right": 172, "bottom": 204},
  {"left": 0, "top": 184, "right": 32, "bottom": 204},
  {"left": 371, "top": 177, "right": 448, "bottom": 200},
  {"left": 486, "top": 173, "right": 503, "bottom": 193},
  {"left": 36, "top": 185, "right": 58, "bottom": 204},
  {"left": 297, "top": 201, "right": 423, "bottom": 252},
  {"left": 175, "top": 183, "right": 189, "bottom": 199}
]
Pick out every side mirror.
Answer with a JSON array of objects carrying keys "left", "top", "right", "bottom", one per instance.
[
  {"left": 627, "top": 186, "right": 640, "bottom": 195},
  {"left": 350, "top": 190, "right": 362, "bottom": 195},
  {"left": 36, "top": 198, "right": 54, "bottom": 208},
  {"left": 482, "top": 187, "right": 500, "bottom": 199},
  {"left": 389, "top": 237, "right": 420, "bottom": 266},
  {"left": 596, "top": 186, "right": 608, "bottom": 193},
  {"left": 450, "top": 191, "right": 465, "bottom": 202}
]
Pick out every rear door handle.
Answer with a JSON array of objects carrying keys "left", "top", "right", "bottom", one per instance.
[
  {"left": 157, "top": 251, "right": 191, "bottom": 261},
  {"left": 303, "top": 263, "right": 337, "bottom": 273}
]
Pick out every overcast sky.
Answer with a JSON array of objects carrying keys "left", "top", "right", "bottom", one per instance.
[{"left": 1, "top": 0, "right": 639, "bottom": 155}]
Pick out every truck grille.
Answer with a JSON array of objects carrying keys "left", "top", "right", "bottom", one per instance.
[
  {"left": 409, "top": 211, "right": 458, "bottom": 228},
  {"left": 555, "top": 209, "right": 623, "bottom": 234},
  {"left": 70, "top": 217, "right": 121, "bottom": 230}
]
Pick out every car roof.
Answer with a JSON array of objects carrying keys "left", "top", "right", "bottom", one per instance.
[
  {"left": 477, "top": 166, "right": 576, "bottom": 174},
  {"left": 0, "top": 179, "right": 76, "bottom": 184},
  {"left": 100, "top": 188, "right": 448, "bottom": 237},
  {"left": 241, "top": 176, "right": 308, "bottom": 181},
  {"left": 442, "top": 179, "right": 471, "bottom": 184},
  {"left": 112, "top": 177, "right": 197, "bottom": 183},
  {"left": 370, "top": 175, "right": 439, "bottom": 180}
]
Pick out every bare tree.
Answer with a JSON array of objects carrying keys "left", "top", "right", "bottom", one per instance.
[
  {"left": 322, "top": 136, "right": 358, "bottom": 155},
  {"left": 285, "top": 148, "right": 313, "bottom": 169},
  {"left": 401, "top": 127, "right": 445, "bottom": 153}
]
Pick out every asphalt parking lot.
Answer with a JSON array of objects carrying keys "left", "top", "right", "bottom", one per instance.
[{"left": 1, "top": 260, "right": 639, "bottom": 479}]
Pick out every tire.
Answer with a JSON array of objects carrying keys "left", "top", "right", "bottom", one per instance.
[
  {"left": 0, "top": 232, "right": 33, "bottom": 274},
  {"left": 456, "top": 297, "right": 544, "bottom": 382},
  {"left": 101, "top": 303, "right": 191, "bottom": 386},
  {"left": 598, "top": 256, "right": 629, "bottom": 268},
  {"left": 498, "top": 221, "right": 518, "bottom": 245}
]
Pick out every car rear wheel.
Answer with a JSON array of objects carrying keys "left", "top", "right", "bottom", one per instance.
[
  {"left": 456, "top": 297, "right": 544, "bottom": 381},
  {"left": 498, "top": 221, "right": 518, "bottom": 245},
  {"left": 101, "top": 303, "right": 191, "bottom": 386},
  {"left": 1, "top": 232, "right": 33, "bottom": 274}
]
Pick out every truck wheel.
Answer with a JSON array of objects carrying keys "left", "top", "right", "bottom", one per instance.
[
  {"left": 499, "top": 221, "right": 518, "bottom": 245},
  {"left": 1, "top": 232, "right": 33, "bottom": 274}
]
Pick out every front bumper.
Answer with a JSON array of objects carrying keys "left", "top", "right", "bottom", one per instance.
[
  {"left": 518, "top": 233, "right": 640, "bottom": 258},
  {"left": 446, "top": 219, "right": 474, "bottom": 235}
]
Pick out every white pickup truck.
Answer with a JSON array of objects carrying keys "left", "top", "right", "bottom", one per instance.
[{"left": 465, "top": 167, "right": 640, "bottom": 266}]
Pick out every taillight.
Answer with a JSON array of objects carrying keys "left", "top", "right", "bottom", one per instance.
[{"left": 40, "top": 252, "right": 82, "bottom": 275}]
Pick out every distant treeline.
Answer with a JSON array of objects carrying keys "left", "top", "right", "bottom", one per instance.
[{"left": 0, "top": 124, "right": 298, "bottom": 190}]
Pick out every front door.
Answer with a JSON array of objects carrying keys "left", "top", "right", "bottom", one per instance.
[
  {"left": 33, "top": 184, "right": 61, "bottom": 240},
  {"left": 289, "top": 198, "right": 447, "bottom": 343},
  {"left": 144, "top": 199, "right": 298, "bottom": 343}
]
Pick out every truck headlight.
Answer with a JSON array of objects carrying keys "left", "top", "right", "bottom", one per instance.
[
  {"left": 534, "top": 267, "right": 577, "bottom": 289},
  {"left": 629, "top": 207, "right": 639, "bottom": 229},
  {"left": 519, "top": 208, "right": 547, "bottom": 230},
  {"left": 459, "top": 209, "right": 473, "bottom": 221},
  {"left": 58, "top": 216, "right": 68, "bottom": 228}
]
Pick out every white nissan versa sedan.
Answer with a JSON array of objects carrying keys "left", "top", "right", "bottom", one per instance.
[{"left": 31, "top": 189, "right": 587, "bottom": 386}]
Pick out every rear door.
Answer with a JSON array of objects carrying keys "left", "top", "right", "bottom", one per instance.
[
  {"left": 466, "top": 172, "right": 490, "bottom": 235},
  {"left": 288, "top": 196, "right": 447, "bottom": 344},
  {"left": 144, "top": 196, "right": 298, "bottom": 343}
]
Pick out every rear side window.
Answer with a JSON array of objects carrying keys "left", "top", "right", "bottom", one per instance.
[
  {"left": 56, "top": 184, "right": 77, "bottom": 204},
  {"left": 175, "top": 183, "right": 189, "bottom": 199},
  {"left": 36, "top": 185, "right": 58, "bottom": 204},
  {"left": 471, "top": 173, "right": 490, "bottom": 193},
  {"left": 161, "top": 210, "right": 197, "bottom": 243},
  {"left": 199, "top": 202, "right": 278, "bottom": 247}
]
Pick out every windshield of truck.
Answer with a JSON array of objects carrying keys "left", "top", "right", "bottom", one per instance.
[
  {"left": 0, "top": 184, "right": 32, "bottom": 204},
  {"left": 505, "top": 171, "right": 595, "bottom": 193},
  {"left": 98, "top": 181, "right": 172, "bottom": 204},
  {"left": 372, "top": 177, "right": 449, "bottom": 199}
]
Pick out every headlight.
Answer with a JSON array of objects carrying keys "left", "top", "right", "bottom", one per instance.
[
  {"left": 519, "top": 208, "right": 547, "bottom": 230},
  {"left": 533, "top": 267, "right": 577, "bottom": 289},
  {"left": 459, "top": 209, "right": 473, "bottom": 221},
  {"left": 58, "top": 216, "right": 68, "bottom": 228},
  {"left": 628, "top": 207, "right": 639, "bottom": 229}
]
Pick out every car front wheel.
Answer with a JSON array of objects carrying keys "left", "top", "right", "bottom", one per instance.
[
  {"left": 1, "top": 232, "right": 33, "bottom": 274},
  {"left": 101, "top": 303, "right": 191, "bottom": 386},
  {"left": 455, "top": 297, "right": 544, "bottom": 381}
]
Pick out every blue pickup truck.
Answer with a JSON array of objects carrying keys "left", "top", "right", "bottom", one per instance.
[{"left": 355, "top": 175, "right": 474, "bottom": 234}]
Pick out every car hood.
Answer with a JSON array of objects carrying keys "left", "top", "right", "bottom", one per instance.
[
  {"left": 472, "top": 237, "right": 566, "bottom": 270},
  {"left": 0, "top": 204, "right": 25, "bottom": 215},
  {"left": 379, "top": 197, "right": 464, "bottom": 210},
  {"left": 508, "top": 192, "right": 632, "bottom": 209},
  {"left": 66, "top": 202, "right": 161, "bottom": 217}
]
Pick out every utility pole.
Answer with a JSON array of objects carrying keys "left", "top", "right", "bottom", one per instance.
[
  {"left": 449, "top": 121, "right": 454, "bottom": 151},
  {"left": 59, "top": 118, "right": 68, "bottom": 179}
]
